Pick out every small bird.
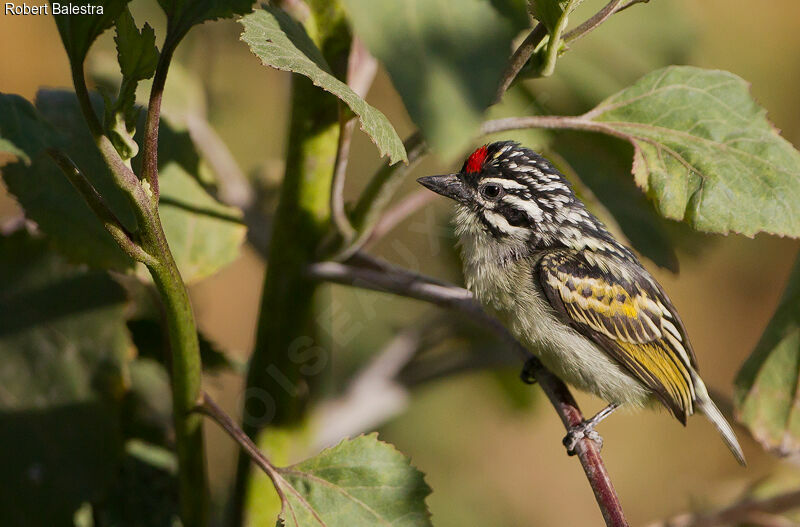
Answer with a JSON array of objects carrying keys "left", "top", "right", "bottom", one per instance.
[{"left": 417, "top": 141, "right": 745, "bottom": 465}]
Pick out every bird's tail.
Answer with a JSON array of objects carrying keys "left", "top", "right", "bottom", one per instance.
[{"left": 692, "top": 374, "right": 746, "bottom": 466}]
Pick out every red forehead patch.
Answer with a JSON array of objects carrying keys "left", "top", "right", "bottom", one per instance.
[{"left": 465, "top": 145, "right": 489, "bottom": 173}]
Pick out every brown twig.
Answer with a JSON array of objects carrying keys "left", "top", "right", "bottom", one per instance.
[
  {"left": 495, "top": 0, "right": 646, "bottom": 101},
  {"left": 647, "top": 489, "right": 800, "bottom": 527},
  {"left": 563, "top": 0, "right": 625, "bottom": 45},
  {"left": 495, "top": 24, "right": 548, "bottom": 102},
  {"left": 195, "top": 393, "right": 287, "bottom": 505},
  {"left": 308, "top": 256, "right": 629, "bottom": 526},
  {"left": 141, "top": 39, "right": 179, "bottom": 201}
]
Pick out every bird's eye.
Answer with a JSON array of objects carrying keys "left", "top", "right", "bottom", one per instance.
[{"left": 480, "top": 183, "right": 504, "bottom": 200}]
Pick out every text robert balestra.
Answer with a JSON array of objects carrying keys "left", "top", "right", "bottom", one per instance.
[{"left": 4, "top": 2, "right": 104, "bottom": 15}]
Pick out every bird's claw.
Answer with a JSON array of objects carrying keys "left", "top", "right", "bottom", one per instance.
[{"left": 562, "top": 422, "right": 604, "bottom": 455}]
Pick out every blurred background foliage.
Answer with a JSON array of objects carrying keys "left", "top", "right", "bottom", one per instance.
[{"left": 1, "top": 0, "right": 800, "bottom": 525}]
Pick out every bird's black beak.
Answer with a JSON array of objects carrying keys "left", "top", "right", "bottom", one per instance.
[{"left": 417, "top": 174, "right": 468, "bottom": 203}]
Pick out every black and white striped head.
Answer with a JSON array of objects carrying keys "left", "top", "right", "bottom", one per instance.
[{"left": 417, "top": 141, "right": 626, "bottom": 254}]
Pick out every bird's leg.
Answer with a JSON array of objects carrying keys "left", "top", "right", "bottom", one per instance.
[
  {"left": 563, "top": 403, "right": 620, "bottom": 455},
  {"left": 519, "top": 355, "right": 540, "bottom": 385}
]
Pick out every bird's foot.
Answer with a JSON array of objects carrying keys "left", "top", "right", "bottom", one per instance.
[
  {"left": 561, "top": 403, "right": 619, "bottom": 456},
  {"left": 562, "top": 422, "right": 603, "bottom": 455},
  {"left": 519, "top": 356, "right": 540, "bottom": 385}
]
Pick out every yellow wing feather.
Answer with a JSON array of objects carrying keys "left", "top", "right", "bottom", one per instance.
[{"left": 539, "top": 251, "right": 696, "bottom": 422}]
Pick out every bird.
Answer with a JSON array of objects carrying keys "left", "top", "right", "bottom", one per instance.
[{"left": 417, "top": 140, "right": 745, "bottom": 465}]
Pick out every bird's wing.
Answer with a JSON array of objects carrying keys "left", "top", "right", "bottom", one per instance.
[{"left": 537, "top": 250, "right": 697, "bottom": 423}]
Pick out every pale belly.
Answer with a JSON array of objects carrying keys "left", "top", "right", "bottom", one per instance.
[{"left": 464, "top": 254, "right": 651, "bottom": 407}]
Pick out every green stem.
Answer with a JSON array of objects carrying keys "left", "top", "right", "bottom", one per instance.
[
  {"left": 142, "top": 213, "right": 208, "bottom": 527},
  {"left": 68, "top": 52, "right": 208, "bottom": 527},
  {"left": 230, "top": 3, "right": 351, "bottom": 524}
]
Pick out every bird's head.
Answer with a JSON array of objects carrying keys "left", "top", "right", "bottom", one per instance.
[{"left": 417, "top": 141, "right": 599, "bottom": 250}]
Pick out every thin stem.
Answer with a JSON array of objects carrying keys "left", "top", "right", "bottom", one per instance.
[
  {"left": 143, "top": 225, "right": 207, "bottom": 527},
  {"left": 70, "top": 63, "right": 143, "bottom": 196},
  {"left": 481, "top": 113, "right": 630, "bottom": 142},
  {"left": 526, "top": 357, "right": 628, "bottom": 527},
  {"left": 563, "top": 0, "right": 625, "bottom": 45},
  {"left": 330, "top": 114, "right": 357, "bottom": 239},
  {"left": 141, "top": 40, "right": 178, "bottom": 201},
  {"left": 309, "top": 257, "right": 628, "bottom": 526},
  {"left": 495, "top": 0, "right": 640, "bottom": 100},
  {"left": 615, "top": 0, "right": 651, "bottom": 14},
  {"left": 647, "top": 489, "right": 800, "bottom": 527},
  {"left": 45, "top": 148, "right": 155, "bottom": 265},
  {"left": 67, "top": 34, "right": 208, "bottom": 527},
  {"left": 195, "top": 393, "right": 286, "bottom": 504},
  {"left": 540, "top": 0, "right": 583, "bottom": 78},
  {"left": 495, "top": 24, "right": 548, "bottom": 101}
]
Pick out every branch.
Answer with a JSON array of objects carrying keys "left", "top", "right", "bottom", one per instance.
[
  {"left": 45, "top": 148, "right": 155, "bottom": 265},
  {"left": 495, "top": 24, "right": 548, "bottom": 101},
  {"left": 563, "top": 0, "right": 625, "bottom": 45},
  {"left": 141, "top": 38, "right": 179, "bottom": 201},
  {"left": 495, "top": 0, "right": 645, "bottom": 100},
  {"left": 70, "top": 63, "right": 145, "bottom": 199},
  {"left": 331, "top": 115, "right": 358, "bottom": 239},
  {"left": 309, "top": 256, "right": 629, "bottom": 526},
  {"left": 330, "top": 37, "right": 378, "bottom": 242},
  {"left": 647, "top": 489, "right": 800, "bottom": 527},
  {"left": 195, "top": 393, "right": 286, "bottom": 504}
]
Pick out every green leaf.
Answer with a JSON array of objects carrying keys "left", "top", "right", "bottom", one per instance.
[
  {"left": 155, "top": 161, "right": 247, "bottom": 282},
  {"left": 735, "top": 255, "right": 800, "bottom": 456},
  {"left": 553, "top": 132, "right": 679, "bottom": 271},
  {"left": 50, "top": 0, "right": 131, "bottom": 66},
  {"left": 158, "top": 0, "right": 253, "bottom": 43},
  {"left": 239, "top": 7, "right": 406, "bottom": 165},
  {"left": 0, "top": 90, "right": 137, "bottom": 271},
  {"left": 342, "top": 0, "right": 518, "bottom": 158},
  {"left": 1, "top": 89, "right": 244, "bottom": 280},
  {"left": 528, "top": 0, "right": 570, "bottom": 33},
  {"left": 0, "top": 230, "right": 129, "bottom": 525},
  {"left": 274, "top": 434, "right": 432, "bottom": 527},
  {"left": 106, "top": 7, "right": 159, "bottom": 160},
  {"left": 0, "top": 93, "right": 58, "bottom": 164},
  {"left": 584, "top": 66, "right": 800, "bottom": 238}
]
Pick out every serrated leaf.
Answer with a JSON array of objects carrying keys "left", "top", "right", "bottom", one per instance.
[
  {"left": 158, "top": 0, "right": 253, "bottom": 43},
  {"left": 106, "top": 7, "right": 159, "bottom": 160},
  {"left": 273, "top": 434, "right": 432, "bottom": 527},
  {"left": 735, "top": 255, "right": 800, "bottom": 457},
  {"left": 0, "top": 230, "right": 129, "bottom": 525},
  {"left": 343, "top": 0, "right": 517, "bottom": 159},
  {"left": 115, "top": 9, "right": 158, "bottom": 81},
  {"left": 50, "top": 0, "right": 131, "bottom": 66},
  {"left": 584, "top": 66, "right": 800, "bottom": 237},
  {"left": 1, "top": 90, "right": 137, "bottom": 270},
  {"left": 239, "top": 7, "right": 406, "bottom": 165}
]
